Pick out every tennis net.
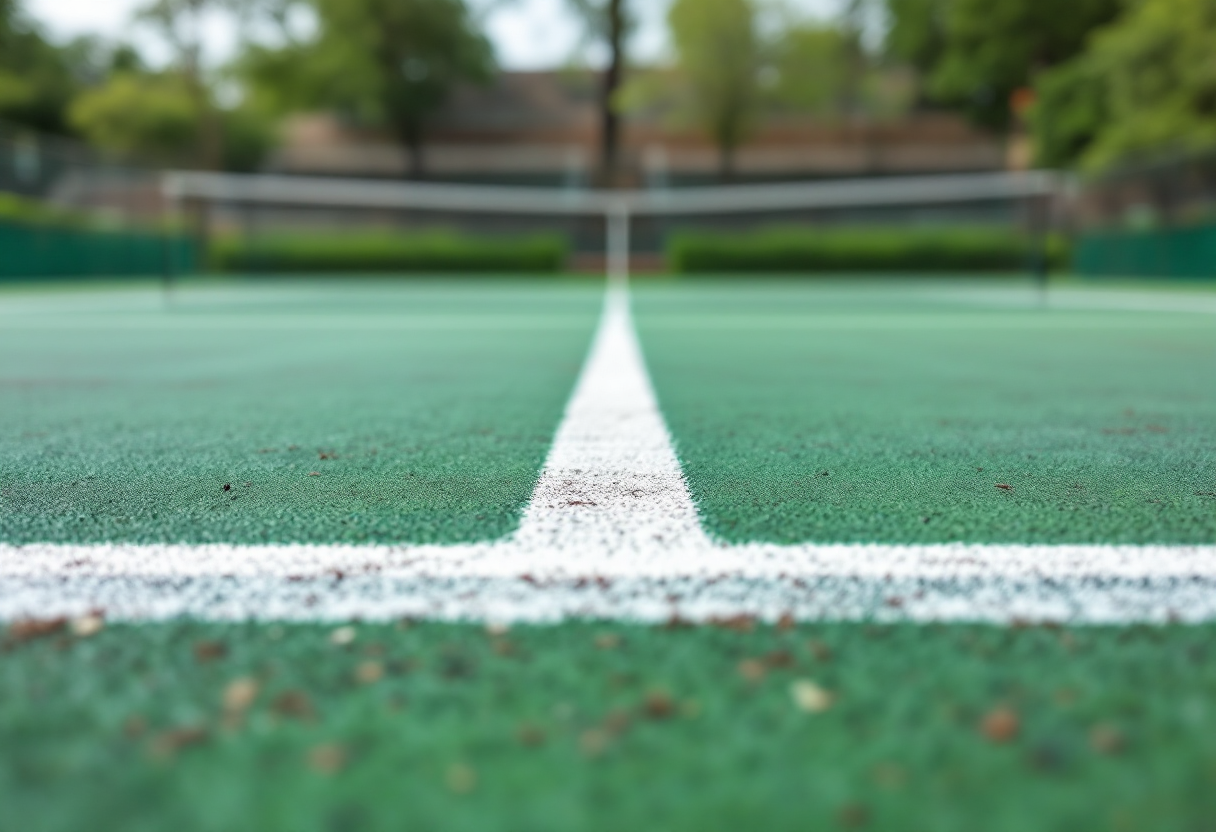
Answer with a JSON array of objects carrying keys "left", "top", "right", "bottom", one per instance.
[{"left": 164, "top": 169, "right": 1067, "bottom": 281}]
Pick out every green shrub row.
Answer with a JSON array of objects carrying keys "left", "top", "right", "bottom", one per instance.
[
  {"left": 211, "top": 232, "right": 568, "bottom": 274},
  {"left": 0, "top": 192, "right": 95, "bottom": 228},
  {"left": 666, "top": 227, "right": 1069, "bottom": 274}
]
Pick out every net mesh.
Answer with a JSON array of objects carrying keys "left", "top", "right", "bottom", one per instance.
[{"left": 164, "top": 169, "right": 1063, "bottom": 279}]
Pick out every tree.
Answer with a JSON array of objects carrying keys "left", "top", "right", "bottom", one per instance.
[
  {"left": 0, "top": 0, "right": 77, "bottom": 133},
  {"left": 68, "top": 66, "right": 274, "bottom": 170},
  {"left": 1027, "top": 55, "right": 1108, "bottom": 168},
  {"left": 565, "top": 0, "right": 632, "bottom": 184},
  {"left": 765, "top": 23, "right": 857, "bottom": 117},
  {"left": 238, "top": 0, "right": 493, "bottom": 179},
  {"left": 136, "top": 0, "right": 252, "bottom": 169},
  {"left": 68, "top": 72, "right": 200, "bottom": 161},
  {"left": 668, "top": 0, "right": 761, "bottom": 178},
  {"left": 884, "top": 0, "right": 1122, "bottom": 130},
  {"left": 1033, "top": 0, "right": 1216, "bottom": 169}
]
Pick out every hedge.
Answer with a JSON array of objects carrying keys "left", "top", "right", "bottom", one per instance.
[
  {"left": 666, "top": 227, "right": 1069, "bottom": 274},
  {"left": 211, "top": 231, "right": 568, "bottom": 274}
]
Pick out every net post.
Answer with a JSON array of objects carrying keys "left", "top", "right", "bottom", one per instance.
[
  {"left": 1030, "top": 172, "right": 1054, "bottom": 310},
  {"left": 160, "top": 172, "right": 180, "bottom": 307},
  {"left": 606, "top": 201, "right": 630, "bottom": 289}
]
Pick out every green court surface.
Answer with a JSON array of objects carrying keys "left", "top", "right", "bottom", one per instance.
[
  {"left": 0, "top": 280, "right": 601, "bottom": 544},
  {"left": 5, "top": 620, "right": 1216, "bottom": 832},
  {"left": 634, "top": 281, "right": 1216, "bottom": 544},
  {"left": 5, "top": 277, "right": 1216, "bottom": 832}
]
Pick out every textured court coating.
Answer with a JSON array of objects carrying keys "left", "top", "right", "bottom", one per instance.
[
  {"left": 6, "top": 620, "right": 1216, "bottom": 832},
  {"left": 5, "top": 279, "right": 1216, "bottom": 832},
  {"left": 634, "top": 282, "right": 1216, "bottom": 544},
  {"left": 0, "top": 281, "right": 601, "bottom": 544}
]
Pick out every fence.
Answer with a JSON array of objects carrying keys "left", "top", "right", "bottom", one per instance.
[
  {"left": 1072, "top": 148, "right": 1216, "bottom": 279},
  {"left": 0, "top": 122, "right": 190, "bottom": 280}
]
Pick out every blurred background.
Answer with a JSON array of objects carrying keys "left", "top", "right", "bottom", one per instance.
[{"left": 2, "top": 0, "right": 1215, "bottom": 280}]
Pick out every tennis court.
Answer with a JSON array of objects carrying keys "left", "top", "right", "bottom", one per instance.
[{"left": 4, "top": 276, "right": 1216, "bottom": 831}]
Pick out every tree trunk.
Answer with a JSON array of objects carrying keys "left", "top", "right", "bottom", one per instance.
[
  {"left": 600, "top": 0, "right": 625, "bottom": 185},
  {"left": 183, "top": 52, "right": 222, "bottom": 170},
  {"left": 718, "top": 143, "right": 736, "bottom": 182},
  {"left": 198, "top": 98, "right": 224, "bottom": 171},
  {"left": 399, "top": 121, "right": 426, "bottom": 180}
]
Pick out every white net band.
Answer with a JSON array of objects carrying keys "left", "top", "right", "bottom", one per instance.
[{"left": 163, "top": 170, "right": 1064, "bottom": 217}]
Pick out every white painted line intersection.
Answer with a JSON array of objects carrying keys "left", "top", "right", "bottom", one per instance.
[{"left": 2, "top": 288, "right": 1214, "bottom": 623}]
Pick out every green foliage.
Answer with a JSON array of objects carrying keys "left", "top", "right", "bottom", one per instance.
[
  {"left": 68, "top": 73, "right": 200, "bottom": 161},
  {"left": 1077, "top": 0, "right": 1216, "bottom": 169},
  {"left": 666, "top": 0, "right": 762, "bottom": 176},
  {"left": 666, "top": 226, "right": 1067, "bottom": 273},
  {"left": 885, "top": 0, "right": 1122, "bottom": 129},
  {"left": 66, "top": 67, "right": 275, "bottom": 169},
  {"left": 238, "top": 0, "right": 494, "bottom": 175},
  {"left": 764, "top": 24, "right": 855, "bottom": 116},
  {"left": 0, "top": 191, "right": 83, "bottom": 226},
  {"left": 0, "top": 0, "right": 79, "bottom": 132},
  {"left": 765, "top": 20, "right": 914, "bottom": 121},
  {"left": 622, "top": 5, "right": 911, "bottom": 167},
  {"left": 564, "top": 0, "right": 634, "bottom": 46},
  {"left": 219, "top": 103, "right": 277, "bottom": 172},
  {"left": 1027, "top": 57, "right": 1109, "bottom": 168},
  {"left": 210, "top": 231, "right": 568, "bottom": 273}
]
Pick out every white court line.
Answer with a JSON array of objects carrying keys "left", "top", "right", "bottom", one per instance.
[{"left": 2, "top": 287, "right": 1215, "bottom": 624}]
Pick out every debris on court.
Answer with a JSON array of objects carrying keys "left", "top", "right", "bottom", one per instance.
[
  {"left": 710, "top": 614, "right": 756, "bottom": 633},
  {"left": 150, "top": 726, "right": 210, "bottom": 759},
  {"left": 763, "top": 649, "right": 796, "bottom": 669},
  {"left": 643, "top": 690, "right": 676, "bottom": 719},
  {"left": 737, "top": 658, "right": 766, "bottom": 682},
  {"left": 330, "top": 625, "right": 356, "bottom": 646},
  {"left": 308, "top": 744, "right": 347, "bottom": 775},
  {"left": 790, "top": 679, "right": 833, "bottom": 713},
  {"left": 123, "top": 715, "right": 148, "bottom": 739},
  {"left": 70, "top": 613, "right": 104, "bottom": 638},
  {"left": 980, "top": 707, "right": 1020, "bottom": 743},
  {"left": 354, "top": 660, "right": 384, "bottom": 684},
  {"left": 837, "top": 802, "right": 869, "bottom": 829},
  {"left": 5, "top": 617, "right": 67, "bottom": 644},
  {"left": 193, "top": 640, "right": 227, "bottom": 663},
  {"left": 995, "top": 483, "right": 1014, "bottom": 491},
  {"left": 808, "top": 640, "right": 833, "bottom": 662},
  {"left": 223, "top": 678, "right": 259, "bottom": 714},
  {"left": 446, "top": 763, "right": 477, "bottom": 794},
  {"left": 271, "top": 690, "right": 316, "bottom": 722},
  {"left": 516, "top": 723, "right": 546, "bottom": 747},
  {"left": 1089, "top": 724, "right": 1125, "bottom": 755},
  {"left": 603, "top": 708, "right": 632, "bottom": 735},
  {"left": 579, "top": 728, "right": 610, "bottom": 758},
  {"left": 594, "top": 632, "right": 622, "bottom": 650}
]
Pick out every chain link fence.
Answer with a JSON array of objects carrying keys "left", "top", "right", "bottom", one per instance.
[{"left": 1072, "top": 149, "right": 1216, "bottom": 279}]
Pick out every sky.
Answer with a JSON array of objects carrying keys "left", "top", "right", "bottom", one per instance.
[{"left": 26, "top": 0, "right": 843, "bottom": 71}]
